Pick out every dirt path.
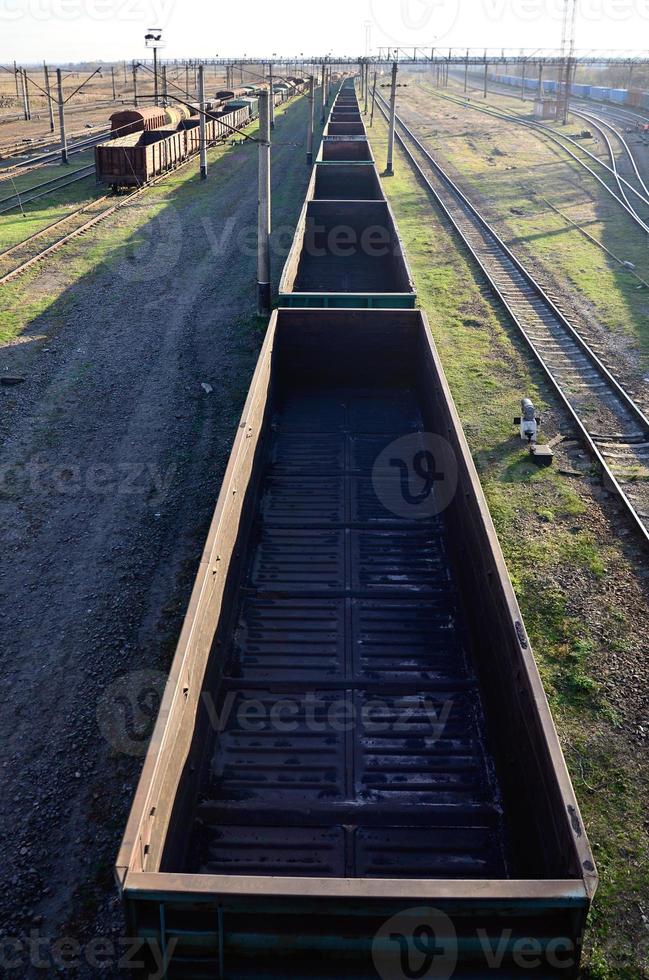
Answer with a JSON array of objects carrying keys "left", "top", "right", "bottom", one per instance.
[{"left": 0, "top": 94, "right": 318, "bottom": 977}]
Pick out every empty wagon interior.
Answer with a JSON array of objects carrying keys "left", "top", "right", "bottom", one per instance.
[
  {"left": 313, "top": 163, "right": 384, "bottom": 200},
  {"left": 321, "top": 138, "right": 372, "bottom": 161},
  {"left": 326, "top": 120, "right": 367, "bottom": 135},
  {"left": 289, "top": 200, "right": 411, "bottom": 294},
  {"left": 159, "top": 310, "right": 588, "bottom": 887}
]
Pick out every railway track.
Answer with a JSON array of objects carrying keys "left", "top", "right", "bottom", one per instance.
[
  {"left": 569, "top": 105, "right": 649, "bottom": 217},
  {"left": 0, "top": 114, "right": 253, "bottom": 285},
  {"left": 0, "top": 193, "right": 114, "bottom": 284},
  {"left": 376, "top": 92, "right": 649, "bottom": 545},
  {"left": 0, "top": 165, "right": 96, "bottom": 215},
  {"left": 428, "top": 85, "right": 649, "bottom": 235},
  {"left": 0, "top": 130, "right": 111, "bottom": 181}
]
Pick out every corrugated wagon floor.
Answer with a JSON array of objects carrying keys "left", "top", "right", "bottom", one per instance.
[{"left": 189, "top": 385, "right": 512, "bottom": 879}]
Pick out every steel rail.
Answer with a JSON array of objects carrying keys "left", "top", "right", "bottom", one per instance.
[
  {"left": 375, "top": 91, "right": 649, "bottom": 545},
  {"left": 572, "top": 107, "right": 644, "bottom": 218},
  {"left": 0, "top": 166, "right": 96, "bottom": 214},
  {"left": 430, "top": 84, "right": 649, "bottom": 234},
  {"left": 0, "top": 97, "right": 272, "bottom": 285},
  {"left": 570, "top": 106, "right": 649, "bottom": 204},
  {"left": 0, "top": 129, "right": 113, "bottom": 179},
  {"left": 445, "top": 71, "right": 649, "bottom": 212}
]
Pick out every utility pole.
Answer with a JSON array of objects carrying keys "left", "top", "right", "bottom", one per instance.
[
  {"left": 464, "top": 50, "right": 469, "bottom": 92},
  {"left": 306, "top": 74, "right": 315, "bottom": 165},
  {"left": 185, "top": 62, "right": 190, "bottom": 97},
  {"left": 23, "top": 69, "right": 32, "bottom": 119},
  {"left": 269, "top": 63, "right": 275, "bottom": 130},
  {"left": 538, "top": 62, "right": 543, "bottom": 99},
  {"left": 44, "top": 63, "right": 55, "bottom": 132},
  {"left": 19, "top": 69, "right": 29, "bottom": 120},
  {"left": 198, "top": 65, "right": 207, "bottom": 179},
  {"left": 557, "top": 0, "right": 577, "bottom": 123},
  {"left": 257, "top": 90, "right": 271, "bottom": 316},
  {"left": 153, "top": 46, "right": 159, "bottom": 106},
  {"left": 364, "top": 62, "right": 369, "bottom": 114},
  {"left": 57, "top": 69, "right": 68, "bottom": 164},
  {"left": 111, "top": 66, "right": 116, "bottom": 100},
  {"left": 521, "top": 61, "right": 526, "bottom": 100},
  {"left": 320, "top": 63, "right": 326, "bottom": 123},
  {"left": 483, "top": 60, "right": 489, "bottom": 99},
  {"left": 386, "top": 61, "right": 398, "bottom": 176},
  {"left": 14, "top": 61, "right": 20, "bottom": 100},
  {"left": 370, "top": 71, "right": 377, "bottom": 126},
  {"left": 133, "top": 63, "right": 139, "bottom": 107},
  {"left": 162, "top": 65, "right": 168, "bottom": 106}
]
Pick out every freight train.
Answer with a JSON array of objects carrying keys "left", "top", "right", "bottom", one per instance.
[
  {"left": 114, "top": 78, "right": 597, "bottom": 978},
  {"left": 492, "top": 72, "right": 649, "bottom": 110},
  {"left": 95, "top": 81, "right": 306, "bottom": 189}
]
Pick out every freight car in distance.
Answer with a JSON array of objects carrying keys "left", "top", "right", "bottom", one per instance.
[
  {"left": 95, "top": 104, "right": 253, "bottom": 189},
  {"left": 109, "top": 104, "right": 193, "bottom": 137}
]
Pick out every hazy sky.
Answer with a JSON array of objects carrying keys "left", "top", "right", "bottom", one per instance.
[{"left": 4, "top": 0, "right": 648, "bottom": 63}]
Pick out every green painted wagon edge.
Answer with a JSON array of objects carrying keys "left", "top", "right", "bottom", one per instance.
[{"left": 277, "top": 291, "right": 417, "bottom": 309}]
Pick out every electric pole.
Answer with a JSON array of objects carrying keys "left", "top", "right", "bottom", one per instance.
[
  {"left": 557, "top": 0, "right": 577, "bottom": 123},
  {"left": 370, "top": 71, "right": 377, "bottom": 126},
  {"left": 269, "top": 63, "right": 275, "bottom": 130},
  {"left": 257, "top": 90, "right": 271, "bottom": 316},
  {"left": 153, "top": 47, "right": 159, "bottom": 105},
  {"left": 57, "top": 69, "right": 68, "bottom": 164},
  {"left": 44, "top": 63, "right": 55, "bottom": 132},
  {"left": 199, "top": 64, "right": 207, "bottom": 179},
  {"left": 20, "top": 68, "right": 29, "bottom": 120},
  {"left": 320, "top": 63, "right": 326, "bottom": 123},
  {"left": 306, "top": 74, "right": 315, "bottom": 165},
  {"left": 386, "top": 62, "right": 398, "bottom": 176}
]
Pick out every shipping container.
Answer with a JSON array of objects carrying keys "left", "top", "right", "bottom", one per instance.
[{"left": 117, "top": 306, "right": 597, "bottom": 978}]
